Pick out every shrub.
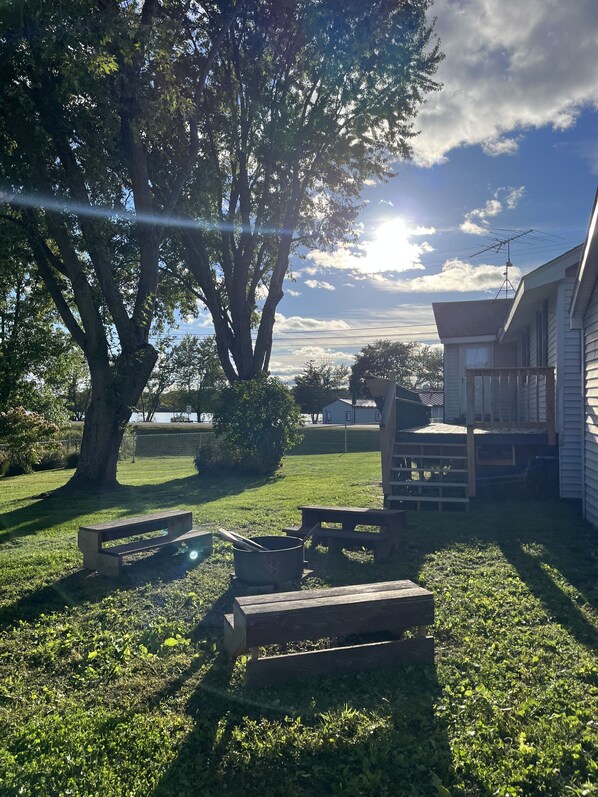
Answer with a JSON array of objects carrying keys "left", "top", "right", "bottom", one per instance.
[
  {"left": 0, "top": 407, "right": 60, "bottom": 475},
  {"left": 65, "top": 451, "right": 79, "bottom": 469},
  {"left": 35, "top": 444, "right": 67, "bottom": 471},
  {"left": 197, "top": 375, "right": 303, "bottom": 475}
]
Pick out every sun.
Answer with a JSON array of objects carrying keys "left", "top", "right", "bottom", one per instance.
[{"left": 367, "top": 218, "right": 424, "bottom": 273}]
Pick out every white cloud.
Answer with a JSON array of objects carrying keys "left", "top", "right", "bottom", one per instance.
[
  {"left": 482, "top": 136, "right": 522, "bottom": 157},
  {"left": 505, "top": 186, "right": 526, "bottom": 209},
  {"left": 275, "top": 313, "right": 350, "bottom": 332},
  {"left": 376, "top": 258, "right": 522, "bottom": 293},
  {"left": 460, "top": 186, "right": 525, "bottom": 234},
  {"left": 306, "top": 218, "right": 433, "bottom": 275},
  {"left": 413, "top": 0, "right": 598, "bottom": 164},
  {"left": 304, "top": 279, "right": 336, "bottom": 291},
  {"left": 411, "top": 226, "right": 437, "bottom": 236},
  {"left": 285, "top": 288, "right": 302, "bottom": 297}
]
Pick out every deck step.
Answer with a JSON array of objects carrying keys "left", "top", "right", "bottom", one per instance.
[
  {"left": 388, "top": 430, "right": 472, "bottom": 512},
  {"left": 387, "top": 495, "right": 469, "bottom": 505}
]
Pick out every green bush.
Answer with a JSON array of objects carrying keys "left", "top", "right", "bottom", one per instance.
[
  {"left": 35, "top": 444, "right": 67, "bottom": 471},
  {"left": 197, "top": 375, "right": 303, "bottom": 475},
  {"left": 65, "top": 450, "right": 79, "bottom": 469},
  {"left": 0, "top": 407, "right": 60, "bottom": 475}
]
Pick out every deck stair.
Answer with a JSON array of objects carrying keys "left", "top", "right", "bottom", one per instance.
[{"left": 386, "top": 437, "right": 470, "bottom": 511}]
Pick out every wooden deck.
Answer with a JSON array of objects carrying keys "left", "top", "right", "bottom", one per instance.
[{"left": 398, "top": 423, "right": 552, "bottom": 443}]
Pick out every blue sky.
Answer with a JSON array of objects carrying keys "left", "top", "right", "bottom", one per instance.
[{"left": 183, "top": 0, "right": 598, "bottom": 381}]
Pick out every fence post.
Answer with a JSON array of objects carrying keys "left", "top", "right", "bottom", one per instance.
[{"left": 344, "top": 423, "right": 347, "bottom": 454}]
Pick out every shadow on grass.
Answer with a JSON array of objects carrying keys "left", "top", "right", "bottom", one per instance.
[
  {"left": 0, "top": 546, "right": 210, "bottom": 630},
  {"left": 0, "top": 471, "right": 276, "bottom": 546},
  {"left": 404, "top": 498, "right": 598, "bottom": 651},
  {"left": 151, "top": 654, "right": 455, "bottom": 797}
]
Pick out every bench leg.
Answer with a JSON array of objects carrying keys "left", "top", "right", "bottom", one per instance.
[{"left": 224, "top": 614, "right": 246, "bottom": 658}]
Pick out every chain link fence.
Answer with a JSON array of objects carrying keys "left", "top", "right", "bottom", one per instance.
[{"left": 131, "top": 425, "right": 380, "bottom": 459}]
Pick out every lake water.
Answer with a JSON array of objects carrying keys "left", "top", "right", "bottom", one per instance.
[{"left": 131, "top": 411, "right": 211, "bottom": 424}]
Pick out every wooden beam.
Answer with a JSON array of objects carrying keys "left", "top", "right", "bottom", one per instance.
[
  {"left": 467, "top": 426, "right": 476, "bottom": 498},
  {"left": 245, "top": 637, "right": 435, "bottom": 687}
]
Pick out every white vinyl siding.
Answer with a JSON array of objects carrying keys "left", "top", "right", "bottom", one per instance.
[
  {"left": 558, "top": 274, "right": 583, "bottom": 499},
  {"left": 444, "top": 344, "right": 460, "bottom": 422},
  {"left": 583, "top": 280, "right": 598, "bottom": 525}
]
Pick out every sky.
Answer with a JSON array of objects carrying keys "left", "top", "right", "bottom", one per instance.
[{"left": 181, "top": 0, "right": 598, "bottom": 382}]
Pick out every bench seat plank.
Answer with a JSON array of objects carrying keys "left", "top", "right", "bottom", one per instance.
[
  {"left": 79, "top": 510, "right": 192, "bottom": 542},
  {"left": 236, "top": 579, "right": 418, "bottom": 608},
  {"left": 103, "top": 529, "right": 212, "bottom": 557},
  {"left": 235, "top": 586, "right": 434, "bottom": 647},
  {"left": 245, "top": 637, "right": 434, "bottom": 687}
]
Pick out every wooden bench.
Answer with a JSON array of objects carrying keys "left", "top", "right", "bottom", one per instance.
[
  {"left": 224, "top": 579, "right": 434, "bottom": 686},
  {"left": 78, "top": 510, "right": 212, "bottom": 576},
  {"left": 284, "top": 505, "right": 406, "bottom": 563}
]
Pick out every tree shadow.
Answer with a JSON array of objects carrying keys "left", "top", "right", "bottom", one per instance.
[
  {"left": 0, "top": 471, "right": 276, "bottom": 546},
  {"left": 0, "top": 546, "right": 212, "bottom": 630},
  {"left": 402, "top": 498, "right": 598, "bottom": 651},
  {"left": 151, "top": 652, "right": 455, "bottom": 797}
]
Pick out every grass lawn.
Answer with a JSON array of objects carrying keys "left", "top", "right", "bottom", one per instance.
[{"left": 0, "top": 454, "right": 596, "bottom": 797}]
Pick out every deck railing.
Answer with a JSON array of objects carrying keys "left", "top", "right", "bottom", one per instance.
[
  {"left": 378, "top": 378, "right": 397, "bottom": 501},
  {"left": 465, "top": 366, "right": 556, "bottom": 443}
]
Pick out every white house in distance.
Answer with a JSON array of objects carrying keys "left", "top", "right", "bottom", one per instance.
[
  {"left": 322, "top": 398, "right": 381, "bottom": 425},
  {"left": 570, "top": 190, "right": 598, "bottom": 527},
  {"left": 416, "top": 390, "right": 444, "bottom": 421}
]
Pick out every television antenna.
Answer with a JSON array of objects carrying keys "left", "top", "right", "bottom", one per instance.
[{"left": 470, "top": 229, "right": 533, "bottom": 299}]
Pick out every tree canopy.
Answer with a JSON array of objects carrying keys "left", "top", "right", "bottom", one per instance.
[
  {"left": 293, "top": 360, "right": 349, "bottom": 423},
  {"left": 0, "top": 0, "right": 234, "bottom": 486},
  {"left": 175, "top": 0, "right": 442, "bottom": 380},
  {"left": 350, "top": 339, "right": 443, "bottom": 396}
]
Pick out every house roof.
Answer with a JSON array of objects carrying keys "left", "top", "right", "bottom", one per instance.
[
  {"left": 501, "top": 245, "right": 583, "bottom": 340},
  {"left": 432, "top": 299, "right": 513, "bottom": 342},
  {"left": 417, "top": 390, "right": 444, "bottom": 407},
  {"left": 570, "top": 190, "right": 598, "bottom": 326},
  {"left": 337, "top": 398, "right": 377, "bottom": 408}
]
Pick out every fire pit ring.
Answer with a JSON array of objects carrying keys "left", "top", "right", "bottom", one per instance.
[{"left": 232, "top": 535, "right": 304, "bottom": 586}]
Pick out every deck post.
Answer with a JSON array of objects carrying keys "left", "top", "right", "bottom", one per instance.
[
  {"left": 466, "top": 425, "right": 476, "bottom": 498},
  {"left": 546, "top": 367, "right": 556, "bottom": 446},
  {"left": 379, "top": 379, "right": 397, "bottom": 503}
]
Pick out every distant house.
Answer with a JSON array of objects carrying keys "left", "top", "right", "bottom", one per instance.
[
  {"left": 322, "top": 398, "right": 381, "bottom": 425},
  {"left": 570, "top": 190, "right": 598, "bottom": 526},
  {"left": 416, "top": 390, "right": 444, "bottom": 421}
]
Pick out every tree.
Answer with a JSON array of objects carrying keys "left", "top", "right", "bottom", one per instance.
[
  {"left": 293, "top": 360, "right": 349, "bottom": 423},
  {"left": 209, "top": 375, "right": 302, "bottom": 474},
  {"left": 412, "top": 344, "right": 443, "bottom": 389},
  {"left": 0, "top": 220, "right": 71, "bottom": 418},
  {"left": 176, "top": 1, "right": 442, "bottom": 381},
  {"left": 136, "top": 345, "right": 177, "bottom": 423},
  {"left": 0, "top": 1, "right": 239, "bottom": 487},
  {"left": 171, "top": 335, "right": 226, "bottom": 421},
  {"left": 350, "top": 339, "right": 443, "bottom": 396}
]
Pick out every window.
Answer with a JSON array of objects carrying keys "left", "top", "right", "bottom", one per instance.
[
  {"left": 345, "top": 410, "right": 352, "bottom": 422},
  {"left": 324, "top": 410, "right": 331, "bottom": 423},
  {"left": 464, "top": 346, "right": 490, "bottom": 369},
  {"left": 375, "top": 410, "right": 381, "bottom": 421},
  {"left": 536, "top": 300, "right": 549, "bottom": 366}
]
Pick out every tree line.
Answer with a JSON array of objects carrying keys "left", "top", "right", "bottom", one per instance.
[{"left": 0, "top": 0, "right": 441, "bottom": 487}]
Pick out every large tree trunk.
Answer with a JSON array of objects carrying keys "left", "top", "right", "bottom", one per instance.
[{"left": 65, "top": 345, "right": 157, "bottom": 489}]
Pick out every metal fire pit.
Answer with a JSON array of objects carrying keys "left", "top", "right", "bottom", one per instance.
[{"left": 232, "top": 535, "right": 304, "bottom": 587}]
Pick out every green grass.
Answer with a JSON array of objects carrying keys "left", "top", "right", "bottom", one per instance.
[{"left": 0, "top": 456, "right": 597, "bottom": 797}]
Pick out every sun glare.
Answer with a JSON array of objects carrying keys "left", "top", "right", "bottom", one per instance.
[{"left": 367, "top": 219, "right": 424, "bottom": 273}]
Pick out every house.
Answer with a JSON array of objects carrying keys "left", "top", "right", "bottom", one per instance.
[
  {"left": 373, "top": 243, "right": 585, "bottom": 511},
  {"left": 322, "top": 398, "right": 381, "bottom": 425},
  {"left": 416, "top": 390, "right": 444, "bottom": 421},
  {"left": 570, "top": 190, "right": 598, "bottom": 527}
]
